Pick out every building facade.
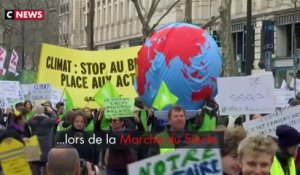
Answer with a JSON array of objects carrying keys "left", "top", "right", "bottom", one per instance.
[
  {"left": 59, "top": 0, "right": 300, "bottom": 87},
  {"left": 59, "top": 0, "right": 215, "bottom": 49},
  {"left": 227, "top": 0, "right": 300, "bottom": 87}
]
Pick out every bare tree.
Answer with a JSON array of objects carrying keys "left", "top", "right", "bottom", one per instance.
[
  {"left": 291, "top": 0, "right": 298, "bottom": 95},
  {"left": 218, "top": 0, "right": 237, "bottom": 76},
  {"left": 184, "top": 0, "right": 192, "bottom": 23},
  {"left": 0, "top": 0, "right": 59, "bottom": 71},
  {"left": 85, "top": 0, "right": 95, "bottom": 50},
  {"left": 131, "top": 0, "right": 182, "bottom": 38}
]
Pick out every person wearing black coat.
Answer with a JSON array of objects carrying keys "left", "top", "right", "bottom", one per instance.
[{"left": 27, "top": 103, "right": 58, "bottom": 175}]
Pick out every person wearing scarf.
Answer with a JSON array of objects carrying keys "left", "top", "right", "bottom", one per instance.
[{"left": 57, "top": 111, "right": 96, "bottom": 164}]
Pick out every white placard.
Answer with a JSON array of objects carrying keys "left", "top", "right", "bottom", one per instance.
[
  {"left": 20, "top": 84, "right": 31, "bottom": 97},
  {"left": 243, "top": 106, "right": 300, "bottom": 137},
  {"left": 0, "top": 90, "right": 24, "bottom": 108},
  {"left": 50, "top": 88, "right": 64, "bottom": 108},
  {"left": 290, "top": 78, "right": 300, "bottom": 91},
  {"left": 0, "top": 81, "right": 21, "bottom": 99},
  {"left": 28, "top": 84, "right": 52, "bottom": 101},
  {"left": 217, "top": 73, "right": 275, "bottom": 115},
  {"left": 21, "top": 84, "right": 53, "bottom": 102},
  {"left": 274, "top": 89, "right": 294, "bottom": 107},
  {"left": 128, "top": 148, "right": 222, "bottom": 175}
]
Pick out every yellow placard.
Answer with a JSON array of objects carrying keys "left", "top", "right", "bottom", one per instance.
[
  {"left": 24, "top": 135, "right": 42, "bottom": 161},
  {"left": 0, "top": 138, "right": 32, "bottom": 175},
  {"left": 37, "top": 44, "right": 140, "bottom": 108}
]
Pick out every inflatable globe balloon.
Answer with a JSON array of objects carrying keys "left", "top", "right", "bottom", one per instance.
[{"left": 135, "top": 23, "right": 222, "bottom": 110}]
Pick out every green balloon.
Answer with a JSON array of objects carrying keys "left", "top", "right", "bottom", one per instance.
[{"left": 152, "top": 81, "right": 178, "bottom": 111}]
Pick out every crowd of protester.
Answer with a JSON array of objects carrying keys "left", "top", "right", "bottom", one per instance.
[{"left": 0, "top": 97, "right": 299, "bottom": 175}]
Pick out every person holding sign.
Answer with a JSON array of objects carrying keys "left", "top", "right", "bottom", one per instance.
[
  {"left": 27, "top": 103, "right": 58, "bottom": 175},
  {"left": 238, "top": 135, "right": 277, "bottom": 175},
  {"left": 57, "top": 111, "right": 96, "bottom": 164},
  {"left": 270, "top": 125, "right": 300, "bottom": 175},
  {"left": 148, "top": 106, "right": 188, "bottom": 156},
  {"left": 82, "top": 107, "right": 95, "bottom": 134}
]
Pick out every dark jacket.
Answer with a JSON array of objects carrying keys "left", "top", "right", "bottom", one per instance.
[
  {"left": 27, "top": 113, "right": 57, "bottom": 162},
  {"left": 57, "top": 126, "right": 96, "bottom": 164},
  {"left": 7, "top": 121, "right": 27, "bottom": 140},
  {"left": 107, "top": 148, "right": 135, "bottom": 171},
  {"left": 106, "top": 127, "right": 136, "bottom": 171}
]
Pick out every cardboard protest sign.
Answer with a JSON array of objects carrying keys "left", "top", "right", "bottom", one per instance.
[
  {"left": 274, "top": 89, "right": 294, "bottom": 108},
  {"left": 217, "top": 73, "right": 275, "bottom": 115},
  {"left": 37, "top": 44, "right": 139, "bottom": 108},
  {"left": 128, "top": 148, "right": 222, "bottom": 175},
  {"left": 104, "top": 97, "right": 134, "bottom": 119},
  {"left": 0, "top": 81, "right": 21, "bottom": 99},
  {"left": 243, "top": 105, "right": 300, "bottom": 137},
  {"left": 24, "top": 135, "right": 42, "bottom": 162},
  {"left": 21, "top": 84, "right": 52, "bottom": 101},
  {"left": 0, "top": 138, "right": 32, "bottom": 175}
]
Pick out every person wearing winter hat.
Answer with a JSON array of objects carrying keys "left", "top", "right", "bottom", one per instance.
[{"left": 270, "top": 125, "right": 300, "bottom": 175}]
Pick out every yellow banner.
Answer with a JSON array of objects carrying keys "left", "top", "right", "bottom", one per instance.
[{"left": 37, "top": 44, "right": 140, "bottom": 108}]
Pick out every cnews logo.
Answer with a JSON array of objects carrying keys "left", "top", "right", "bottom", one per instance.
[{"left": 5, "top": 10, "right": 44, "bottom": 20}]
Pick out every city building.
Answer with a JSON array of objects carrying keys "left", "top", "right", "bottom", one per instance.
[{"left": 59, "top": 0, "right": 300, "bottom": 87}]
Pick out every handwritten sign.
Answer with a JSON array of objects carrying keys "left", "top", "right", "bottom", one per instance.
[
  {"left": 274, "top": 89, "right": 294, "bottom": 107},
  {"left": 217, "top": 73, "right": 275, "bottom": 115},
  {"left": 0, "top": 81, "right": 21, "bottom": 99},
  {"left": 243, "top": 105, "right": 300, "bottom": 137},
  {"left": 128, "top": 148, "right": 222, "bottom": 175},
  {"left": 104, "top": 97, "right": 134, "bottom": 119},
  {"left": 0, "top": 138, "right": 32, "bottom": 175},
  {"left": 27, "top": 84, "right": 52, "bottom": 101},
  {"left": 0, "top": 90, "right": 25, "bottom": 108},
  {"left": 50, "top": 88, "right": 65, "bottom": 108}
]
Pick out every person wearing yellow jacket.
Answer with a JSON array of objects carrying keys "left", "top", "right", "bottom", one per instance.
[{"left": 270, "top": 125, "right": 300, "bottom": 175}]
